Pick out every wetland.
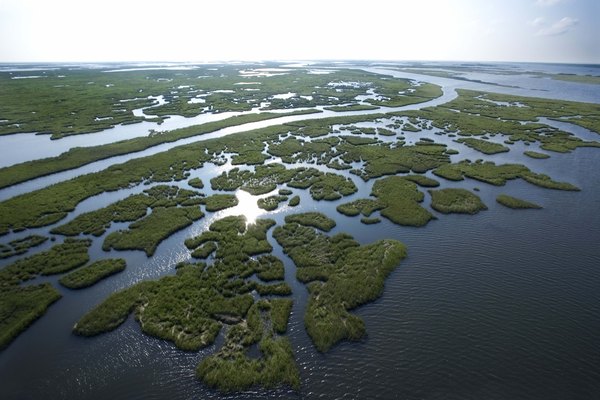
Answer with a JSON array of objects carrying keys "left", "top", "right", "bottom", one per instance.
[{"left": 1, "top": 61, "right": 600, "bottom": 399}]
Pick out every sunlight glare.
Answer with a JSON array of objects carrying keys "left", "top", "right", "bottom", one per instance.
[{"left": 234, "top": 189, "right": 265, "bottom": 226}]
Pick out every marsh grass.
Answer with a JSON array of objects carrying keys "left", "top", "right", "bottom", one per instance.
[
  {"left": 496, "top": 194, "right": 542, "bottom": 209},
  {"left": 429, "top": 188, "right": 488, "bottom": 214},
  {"left": 103, "top": 206, "right": 203, "bottom": 256},
  {"left": 273, "top": 220, "right": 406, "bottom": 352},
  {"left": 59, "top": 258, "right": 126, "bottom": 289}
]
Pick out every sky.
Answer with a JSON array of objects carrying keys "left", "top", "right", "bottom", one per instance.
[{"left": 0, "top": 0, "right": 598, "bottom": 64}]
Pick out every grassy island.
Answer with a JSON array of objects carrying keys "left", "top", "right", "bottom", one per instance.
[
  {"left": 433, "top": 160, "right": 579, "bottom": 191},
  {"left": 524, "top": 151, "right": 550, "bottom": 159},
  {"left": 455, "top": 138, "right": 510, "bottom": 154},
  {"left": 257, "top": 195, "right": 288, "bottom": 211},
  {"left": 0, "top": 238, "right": 91, "bottom": 349},
  {"left": 496, "top": 194, "right": 542, "bottom": 209},
  {"left": 273, "top": 218, "right": 406, "bottom": 352},
  {"left": 202, "top": 194, "right": 239, "bottom": 212},
  {"left": 372, "top": 176, "right": 434, "bottom": 226},
  {"left": 284, "top": 212, "right": 336, "bottom": 232},
  {"left": 74, "top": 215, "right": 297, "bottom": 391},
  {"left": 429, "top": 188, "right": 488, "bottom": 214},
  {"left": 103, "top": 206, "right": 203, "bottom": 256},
  {"left": 59, "top": 258, "right": 126, "bottom": 289},
  {"left": 0, "top": 235, "right": 48, "bottom": 259}
]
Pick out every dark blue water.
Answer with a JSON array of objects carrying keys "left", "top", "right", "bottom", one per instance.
[{"left": 1, "top": 63, "right": 600, "bottom": 399}]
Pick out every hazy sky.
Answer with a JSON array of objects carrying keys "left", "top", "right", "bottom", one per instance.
[{"left": 0, "top": 0, "right": 598, "bottom": 63}]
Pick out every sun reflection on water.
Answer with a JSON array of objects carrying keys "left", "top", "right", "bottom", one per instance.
[{"left": 234, "top": 189, "right": 265, "bottom": 225}]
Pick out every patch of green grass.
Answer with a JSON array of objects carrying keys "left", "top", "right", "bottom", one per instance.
[
  {"left": 284, "top": 212, "right": 336, "bottom": 232},
  {"left": 340, "top": 140, "right": 451, "bottom": 181},
  {"left": 59, "top": 258, "right": 126, "bottom": 289},
  {"left": 336, "top": 199, "right": 385, "bottom": 217},
  {"left": 196, "top": 299, "right": 298, "bottom": 392},
  {"left": 371, "top": 176, "right": 434, "bottom": 226},
  {"left": 524, "top": 151, "right": 550, "bottom": 159},
  {"left": 496, "top": 194, "right": 542, "bottom": 209},
  {"left": 75, "top": 213, "right": 297, "bottom": 391},
  {"left": 257, "top": 195, "right": 288, "bottom": 211},
  {"left": 433, "top": 160, "right": 579, "bottom": 191},
  {"left": 52, "top": 186, "right": 202, "bottom": 237},
  {"left": 273, "top": 220, "right": 406, "bottom": 352},
  {"left": 0, "top": 110, "right": 320, "bottom": 190},
  {"left": 288, "top": 195, "right": 300, "bottom": 207},
  {"left": 188, "top": 177, "right": 204, "bottom": 189},
  {"left": 324, "top": 104, "right": 380, "bottom": 112},
  {"left": 0, "top": 235, "right": 48, "bottom": 259},
  {"left": 0, "top": 284, "right": 61, "bottom": 350},
  {"left": 360, "top": 217, "right": 381, "bottom": 225},
  {"left": 455, "top": 138, "right": 510, "bottom": 154},
  {"left": 103, "top": 206, "right": 203, "bottom": 256},
  {"left": 202, "top": 194, "right": 239, "bottom": 212},
  {"left": 0, "top": 238, "right": 91, "bottom": 286},
  {"left": 185, "top": 216, "right": 275, "bottom": 263},
  {"left": 0, "top": 238, "right": 91, "bottom": 349},
  {"left": 211, "top": 164, "right": 357, "bottom": 201},
  {"left": 429, "top": 188, "right": 487, "bottom": 214},
  {"left": 402, "top": 174, "right": 440, "bottom": 187}
]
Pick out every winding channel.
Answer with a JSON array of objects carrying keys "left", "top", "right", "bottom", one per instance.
[
  {"left": 3, "top": 65, "right": 598, "bottom": 202},
  {"left": 0, "top": 70, "right": 458, "bottom": 201}
]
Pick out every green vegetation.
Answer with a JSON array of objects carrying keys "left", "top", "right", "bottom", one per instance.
[
  {"left": 496, "top": 194, "right": 542, "bottom": 209},
  {"left": 75, "top": 214, "right": 297, "bottom": 391},
  {"left": 257, "top": 195, "right": 288, "bottom": 211},
  {"left": 278, "top": 189, "right": 293, "bottom": 195},
  {"left": 288, "top": 195, "right": 300, "bottom": 207},
  {"left": 536, "top": 73, "right": 600, "bottom": 85},
  {"left": 1, "top": 113, "right": 453, "bottom": 235},
  {"left": 337, "top": 199, "right": 385, "bottom": 217},
  {"left": 396, "top": 89, "right": 600, "bottom": 154},
  {"left": 324, "top": 104, "right": 380, "bottom": 112},
  {"left": 211, "top": 163, "right": 357, "bottom": 201},
  {"left": 342, "top": 140, "right": 452, "bottom": 181},
  {"left": 284, "top": 212, "right": 336, "bottom": 232},
  {"left": 196, "top": 299, "right": 299, "bottom": 392},
  {"left": 0, "top": 238, "right": 91, "bottom": 349},
  {"left": 0, "top": 238, "right": 91, "bottom": 285},
  {"left": 103, "top": 206, "right": 203, "bottom": 256},
  {"left": 402, "top": 174, "right": 440, "bottom": 187},
  {"left": 429, "top": 188, "right": 488, "bottom": 214},
  {"left": 0, "top": 65, "right": 439, "bottom": 139},
  {"left": 0, "top": 284, "right": 61, "bottom": 350},
  {"left": 524, "top": 151, "right": 550, "bottom": 159},
  {"left": 432, "top": 89, "right": 600, "bottom": 141},
  {"left": 433, "top": 160, "right": 579, "bottom": 191},
  {"left": 338, "top": 176, "right": 436, "bottom": 226},
  {"left": 0, "top": 110, "right": 320, "bottom": 190},
  {"left": 360, "top": 217, "right": 381, "bottom": 225},
  {"left": 455, "top": 138, "right": 510, "bottom": 154},
  {"left": 371, "top": 176, "right": 434, "bottom": 226},
  {"left": 188, "top": 177, "right": 204, "bottom": 189},
  {"left": 59, "top": 258, "right": 126, "bottom": 289},
  {"left": 202, "top": 194, "right": 239, "bottom": 212},
  {"left": 273, "top": 220, "right": 406, "bottom": 352},
  {"left": 52, "top": 185, "right": 203, "bottom": 237},
  {"left": 0, "top": 235, "right": 47, "bottom": 259},
  {"left": 185, "top": 216, "right": 276, "bottom": 263}
]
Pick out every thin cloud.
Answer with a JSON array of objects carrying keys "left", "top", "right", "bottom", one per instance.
[
  {"left": 535, "top": 0, "right": 565, "bottom": 6},
  {"left": 535, "top": 16, "right": 578, "bottom": 36},
  {"left": 530, "top": 17, "right": 546, "bottom": 27}
]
